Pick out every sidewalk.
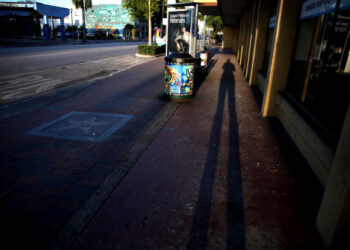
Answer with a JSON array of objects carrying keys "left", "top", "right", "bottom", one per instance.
[
  {"left": 70, "top": 48, "right": 324, "bottom": 249},
  {"left": 0, "top": 47, "right": 324, "bottom": 249}
]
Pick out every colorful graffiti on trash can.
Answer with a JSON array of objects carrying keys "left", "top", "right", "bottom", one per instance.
[
  {"left": 86, "top": 4, "right": 133, "bottom": 38},
  {"left": 165, "top": 63, "right": 194, "bottom": 96}
]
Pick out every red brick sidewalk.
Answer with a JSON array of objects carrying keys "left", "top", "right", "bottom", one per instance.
[{"left": 71, "top": 48, "right": 324, "bottom": 249}]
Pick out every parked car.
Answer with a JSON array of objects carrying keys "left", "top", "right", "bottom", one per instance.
[
  {"left": 64, "top": 31, "right": 82, "bottom": 39},
  {"left": 86, "top": 30, "right": 101, "bottom": 39},
  {"left": 65, "top": 31, "right": 74, "bottom": 38}
]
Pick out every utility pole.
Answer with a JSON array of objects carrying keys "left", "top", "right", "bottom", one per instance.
[
  {"left": 71, "top": 8, "right": 74, "bottom": 41},
  {"left": 148, "top": 0, "right": 152, "bottom": 45},
  {"left": 82, "top": 0, "right": 86, "bottom": 42},
  {"left": 51, "top": 16, "right": 54, "bottom": 39},
  {"left": 160, "top": 0, "right": 164, "bottom": 37},
  {"left": 201, "top": 15, "right": 206, "bottom": 50}
]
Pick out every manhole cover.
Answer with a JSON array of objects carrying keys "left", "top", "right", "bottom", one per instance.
[{"left": 26, "top": 111, "right": 133, "bottom": 142}]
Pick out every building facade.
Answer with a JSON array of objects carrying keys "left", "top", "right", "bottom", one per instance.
[
  {"left": 0, "top": 1, "right": 147, "bottom": 40},
  {"left": 85, "top": 3, "right": 132, "bottom": 39},
  {"left": 222, "top": 0, "right": 350, "bottom": 248}
]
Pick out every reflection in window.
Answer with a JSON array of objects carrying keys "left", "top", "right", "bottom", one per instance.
[
  {"left": 286, "top": 8, "right": 350, "bottom": 139},
  {"left": 261, "top": 0, "right": 278, "bottom": 76}
]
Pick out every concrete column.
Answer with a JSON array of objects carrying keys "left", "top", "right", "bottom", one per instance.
[
  {"left": 248, "top": 0, "right": 271, "bottom": 86},
  {"left": 316, "top": 104, "right": 350, "bottom": 249},
  {"left": 43, "top": 15, "right": 50, "bottom": 41},
  {"left": 237, "top": 13, "right": 244, "bottom": 64},
  {"left": 244, "top": 0, "right": 258, "bottom": 78},
  {"left": 231, "top": 25, "right": 236, "bottom": 52},
  {"left": 261, "top": 0, "right": 303, "bottom": 117},
  {"left": 239, "top": 9, "right": 249, "bottom": 66},
  {"left": 242, "top": 6, "right": 251, "bottom": 68},
  {"left": 60, "top": 18, "right": 66, "bottom": 41},
  {"left": 237, "top": 16, "right": 243, "bottom": 63},
  {"left": 223, "top": 26, "right": 234, "bottom": 49},
  {"left": 234, "top": 25, "right": 240, "bottom": 53},
  {"left": 43, "top": 15, "right": 48, "bottom": 25}
]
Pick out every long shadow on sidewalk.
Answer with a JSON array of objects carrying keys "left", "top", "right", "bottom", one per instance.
[{"left": 187, "top": 58, "right": 245, "bottom": 249}]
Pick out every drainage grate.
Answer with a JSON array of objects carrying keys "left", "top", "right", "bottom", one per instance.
[{"left": 26, "top": 111, "right": 133, "bottom": 142}]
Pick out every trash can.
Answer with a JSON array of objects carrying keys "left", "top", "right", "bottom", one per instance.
[{"left": 164, "top": 53, "right": 200, "bottom": 101}]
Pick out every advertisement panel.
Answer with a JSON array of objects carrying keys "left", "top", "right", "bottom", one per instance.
[
  {"left": 166, "top": 10, "right": 193, "bottom": 55},
  {"left": 164, "top": 63, "right": 194, "bottom": 96}
]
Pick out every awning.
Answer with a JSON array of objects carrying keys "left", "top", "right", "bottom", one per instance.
[
  {"left": 34, "top": 3, "right": 69, "bottom": 18},
  {"left": 192, "top": 0, "right": 248, "bottom": 26},
  {"left": 0, "top": 2, "right": 69, "bottom": 18}
]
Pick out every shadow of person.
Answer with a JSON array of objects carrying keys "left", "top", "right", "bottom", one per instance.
[{"left": 187, "top": 58, "right": 245, "bottom": 250}]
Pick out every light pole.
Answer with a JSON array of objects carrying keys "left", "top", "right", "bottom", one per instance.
[
  {"left": 148, "top": 0, "right": 152, "bottom": 45},
  {"left": 71, "top": 8, "right": 74, "bottom": 41},
  {"left": 201, "top": 15, "right": 206, "bottom": 50},
  {"left": 82, "top": 0, "right": 86, "bottom": 42}
]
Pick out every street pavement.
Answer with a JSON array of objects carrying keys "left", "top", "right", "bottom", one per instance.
[
  {"left": 0, "top": 55, "right": 171, "bottom": 249},
  {"left": 0, "top": 40, "right": 149, "bottom": 104},
  {"left": 0, "top": 45, "right": 325, "bottom": 250}
]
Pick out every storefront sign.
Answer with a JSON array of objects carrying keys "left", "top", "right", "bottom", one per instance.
[
  {"left": 340, "top": 0, "right": 350, "bottom": 10},
  {"left": 300, "top": 0, "right": 337, "bottom": 20},
  {"left": 0, "top": 3, "right": 22, "bottom": 7}
]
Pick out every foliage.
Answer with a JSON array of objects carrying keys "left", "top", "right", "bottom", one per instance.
[
  {"left": 206, "top": 16, "right": 223, "bottom": 32},
  {"left": 138, "top": 44, "right": 165, "bottom": 55},
  {"left": 123, "top": 0, "right": 161, "bottom": 22},
  {"left": 198, "top": 12, "right": 204, "bottom": 21},
  {"left": 210, "top": 31, "right": 217, "bottom": 40},
  {"left": 72, "top": 0, "right": 92, "bottom": 10}
]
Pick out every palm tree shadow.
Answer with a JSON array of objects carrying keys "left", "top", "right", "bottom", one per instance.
[{"left": 187, "top": 58, "right": 246, "bottom": 250}]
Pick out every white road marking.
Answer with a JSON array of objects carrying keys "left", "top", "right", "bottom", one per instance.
[
  {"left": 1, "top": 78, "right": 48, "bottom": 90},
  {"left": 0, "top": 51, "right": 154, "bottom": 104},
  {"left": 2, "top": 91, "right": 23, "bottom": 100},
  {"left": 24, "top": 45, "right": 136, "bottom": 58},
  {"left": 0, "top": 79, "right": 66, "bottom": 93},
  {"left": 0, "top": 72, "right": 68, "bottom": 102}
]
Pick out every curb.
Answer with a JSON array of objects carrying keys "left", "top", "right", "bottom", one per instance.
[{"left": 135, "top": 53, "right": 165, "bottom": 58}]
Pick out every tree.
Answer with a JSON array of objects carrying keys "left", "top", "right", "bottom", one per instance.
[
  {"left": 148, "top": 0, "right": 152, "bottom": 45},
  {"left": 72, "top": 0, "right": 92, "bottom": 42},
  {"left": 206, "top": 16, "right": 223, "bottom": 33},
  {"left": 123, "top": 0, "right": 161, "bottom": 45}
]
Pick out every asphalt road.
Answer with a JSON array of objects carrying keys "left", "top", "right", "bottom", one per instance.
[{"left": 0, "top": 41, "right": 151, "bottom": 104}]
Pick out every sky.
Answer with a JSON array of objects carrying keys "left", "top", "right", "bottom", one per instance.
[{"left": 4, "top": 0, "right": 122, "bottom": 9}]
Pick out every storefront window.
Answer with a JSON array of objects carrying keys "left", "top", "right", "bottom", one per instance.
[
  {"left": 261, "top": 28, "right": 274, "bottom": 75},
  {"left": 261, "top": 0, "right": 278, "bottom": 76},
  {"left": 286, "top": 17, "right": 320, "bottom": 100},
  {"left": 286, "top": 2, "right": 350, "bottom": 139}
]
